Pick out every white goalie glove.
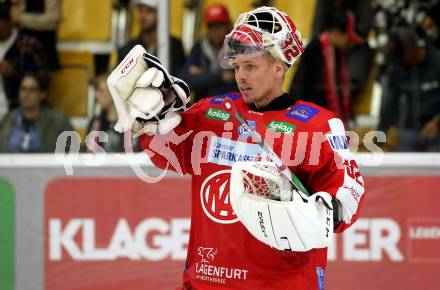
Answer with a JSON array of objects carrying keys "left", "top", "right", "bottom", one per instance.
[
  {"left": 230, "top": 162, "right": 334, "bottom": 252},
  {"left": 107, "top": 45, "right": 190, "bottom": 135}
]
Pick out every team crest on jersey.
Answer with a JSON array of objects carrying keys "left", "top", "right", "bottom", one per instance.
[
  {"left": 197, "top": 247, "right": 217, "bottom": 264},
  {"left": 200, "top": 170, "right": 238, "bottom": 224},
  {"left": 210, "top": 93, "right": 240, "bottom": 105},
  {"left": 286, "top": 104, "right": 319, "bottom": 122},
  {"left": 238, "top": 120, "right": 256, "bottom": 138}
]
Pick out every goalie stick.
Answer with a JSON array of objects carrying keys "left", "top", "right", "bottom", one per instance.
[{"left": 222, "top": 98, "right": 309, "bottom": 196}]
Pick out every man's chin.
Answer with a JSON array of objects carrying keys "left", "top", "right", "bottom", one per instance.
[{"left": 241, "top": 93, "right": 255, "bottom": 104}]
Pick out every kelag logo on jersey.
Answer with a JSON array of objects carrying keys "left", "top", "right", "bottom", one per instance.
[
  {"left": 326, "top": 134, "right": 349, "bottom": 151},
  {"left": 205, "top": 108, "right": 230, "bottom": 121},
  {"left": 238, "top": 120, "right": 256, "bottom": 138},
  {"left": 286, "top": 104, "right": 319, "bottom": 122},
  {"left": 266, "top": 121, "right": 296, "bottom": 135},
  {"left": 210, "top": 93, "right": 240, "bottom": 105}
]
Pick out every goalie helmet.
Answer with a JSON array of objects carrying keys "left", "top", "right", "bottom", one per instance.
[{"left": 220, "top": 6, "right": 304, "bottom": 69}]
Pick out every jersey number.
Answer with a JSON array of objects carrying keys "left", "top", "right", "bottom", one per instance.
[{"left": 344, "top": 160, "right": 363, "bottom": 186}]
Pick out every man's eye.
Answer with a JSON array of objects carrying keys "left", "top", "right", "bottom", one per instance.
[{"left": 246, "top": 64, "right": 256, "bottom": 70}]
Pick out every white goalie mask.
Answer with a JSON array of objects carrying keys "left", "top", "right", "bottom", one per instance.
[{"left": 220, "top": 6, "right": 304, "bottom": 69}]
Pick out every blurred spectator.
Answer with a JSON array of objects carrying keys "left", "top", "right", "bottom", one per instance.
[
  {"left": 0, "top": 73, "right": 74, "bottom": 153},
  {"left": 373, "top": 0, "right": 440, "bottom": 71},
  {"left": 180, "top": 3, "right": 236, "bottom": 101},
  {"left": 0, "top": 1, "right": 50, "bottom": 113},
  {"left": 85, "top": 74, "right": 128, "bottom": 153},
  {"left": 251, "top": 0, "right": 274, "bottom": 8},
  {"left": 290, "top": 10, "right": 365, "bottom": 125},
  {"left": 379, "top": 28, "right": 440, "bottom": 152},
  {"left": 312, "top": 0, "right": 373, "bottom": 91},
  {"left": 312, "top": 0, "right": 372, "bottom": 38},
  {"left": 10, "top": 0, "right": 61, "bottom": 70},
  {"left": 118, "top": 0, "right": 185, "bottom": 75}
]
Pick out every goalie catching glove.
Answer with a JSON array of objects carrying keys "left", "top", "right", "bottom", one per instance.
[
  {"left": 107, "top": 45, "right": 190, "bottom": 135},
  {"left": 230, "top": 162, "right": 334, "bottom": 252}
]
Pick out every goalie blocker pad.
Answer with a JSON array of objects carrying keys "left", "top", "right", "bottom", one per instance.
[
  {"left": 230, "top": 161, "right": 334, "bottom": 252},
  {"left": 107, "top": 45, "right": 190, "bottom": 133},
  {"left": 107, "top": 45, "right": 165, "bottom": 132}
]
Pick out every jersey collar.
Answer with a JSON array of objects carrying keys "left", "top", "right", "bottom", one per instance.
[{"left": 249, "top": 93, "right": 297, "bottom": 112}]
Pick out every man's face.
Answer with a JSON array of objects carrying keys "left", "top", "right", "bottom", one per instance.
[
  {"left": 207, "top": 23, "right": 231, "bottom": 49},
  {"left": 19, "top": 76, "right": 44, "bottom": 110},
  {"left": 138, "top": 4, "right": 157, "bottom": 33},
  {"left": 232, "top": 53, "right": 280, "bottom": 105}
]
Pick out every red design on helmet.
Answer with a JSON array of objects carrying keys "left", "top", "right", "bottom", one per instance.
[{"left": 221, "top": 6, "right": 304, "bottom": 68}]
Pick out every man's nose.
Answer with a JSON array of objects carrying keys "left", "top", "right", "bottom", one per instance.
[{"left": 235, "top": 67, "right": 245, "bottom": 81}]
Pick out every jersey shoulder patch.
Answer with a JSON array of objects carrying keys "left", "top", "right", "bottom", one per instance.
[
  {"left": 286, "top": 100, "right": 336, "bottom": 126},
  {"left": 209, "top": 92, "right": 241, "bottom": 105}
]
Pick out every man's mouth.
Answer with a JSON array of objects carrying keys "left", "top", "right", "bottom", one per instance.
[{"left": 240, "top": 86, "right": 252, "bottom": 94}]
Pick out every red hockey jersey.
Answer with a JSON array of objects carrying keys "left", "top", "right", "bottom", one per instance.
[{"left": 140, "top": 93, "right": 365, "bottom": 290}]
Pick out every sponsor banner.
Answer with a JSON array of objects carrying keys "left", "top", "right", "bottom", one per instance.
[
  {"left": 0, "top": 179, "right": 15, "bottom": 290},
  {"left": 326, "top": 176, "right": 440, "bottom": 290},
  {"left": 41, "top": 175, "right": 440, "bottom": 290},
  {"left": 44, "top": 177, "right": 191, "bottom": 290}
]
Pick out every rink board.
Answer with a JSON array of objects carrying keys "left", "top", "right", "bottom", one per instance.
[{"left": 0, "top": 153, "right": 439, "bottom": 290}]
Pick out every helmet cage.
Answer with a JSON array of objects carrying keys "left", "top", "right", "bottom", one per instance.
[{"left": 221, "top": 6, "right": 304, "bottom": 69}]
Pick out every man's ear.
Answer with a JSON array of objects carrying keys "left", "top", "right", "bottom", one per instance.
[{"left": 274, "top": 60, "right": 285, "bottom": 79}]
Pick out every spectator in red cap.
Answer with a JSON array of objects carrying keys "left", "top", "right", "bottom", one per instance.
[
  {"left": 289, "top": 9, "right": 365, "bottom": 127},
  {"left": 179, "top": 3, "right": 237, "bottom": 102}
]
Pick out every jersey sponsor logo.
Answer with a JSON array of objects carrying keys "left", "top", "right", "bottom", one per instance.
[
  {"left": 200, "top": 170, "right": 238, "bottom": 224},
  {"left": 210, "top": 93, "right": 240, "bottom": 105},
  {"left": 266, "top": 121, "right": 296, "bottom": 135},
  {"left": 207, "top": 136, "right": 263, "bottom": 167},
  {"left": 326, "top": 134, "right": 349, "bottom": 151},
  {"left": 205, "top": 108, "right": 231, "bottom": 121},
  {"left": 286, "top": 104, "right": 319, "bottom": 122},
  {"left": 238, "top": 120, "right": 256, "bottom": 138},
  {"left": 316, "top": 267, "right": 325, "bottom": 290},
  {"left": 195, "top": 246, "right": 249, "bottom": 285},
  {"left": 248, "top": 110, "right": 264, "bottom": 116}
]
